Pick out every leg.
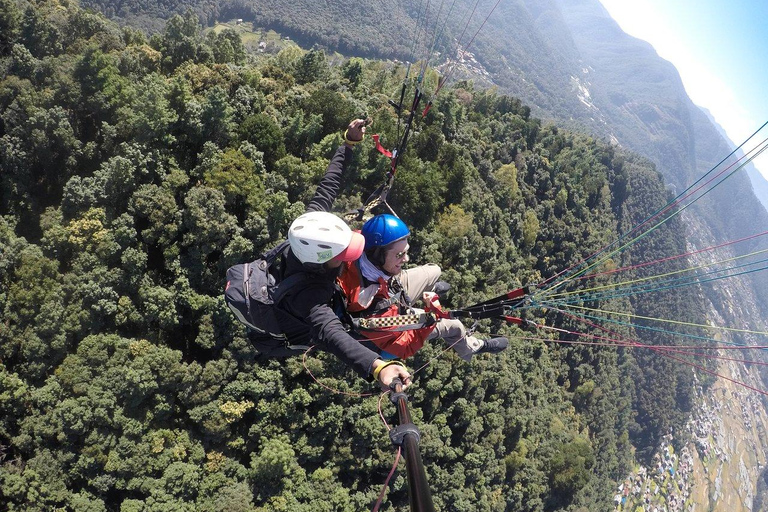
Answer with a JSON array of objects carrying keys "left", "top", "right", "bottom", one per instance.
[
  {"left": 398, "top": 264, "right": 441, "bottom": 304},
  {"left": 426, "top": 318, "right": 483, "bottom": 361}
]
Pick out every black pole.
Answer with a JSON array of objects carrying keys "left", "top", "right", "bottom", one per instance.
[
  {"left": 393, "top": 89, "right": 422, "bottom": 170},
  {"left": 389, "top": 379, "right": 435, "bottom": 512}
]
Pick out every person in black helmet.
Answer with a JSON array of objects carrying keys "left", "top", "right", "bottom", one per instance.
[{"left": 337, "top": 213, "right": 508, "bottom": 360}]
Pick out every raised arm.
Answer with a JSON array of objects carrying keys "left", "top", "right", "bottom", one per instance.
[{"left": 306, "top": 119, "right": 367, "bottom": 213}]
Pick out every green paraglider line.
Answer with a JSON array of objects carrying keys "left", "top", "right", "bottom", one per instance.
[
  {"left": 545, "top": 303, "right": 768, "bottom": 338},
  {"left": 535, "top": 126, "right": 768, "bottom": 298},
  {"left": 550, "top": 247, "right": 768, "bottom": 299},
  {"left": 538, "top": 308, "right": 768, "bottom": 397},
  {"left": 533, "top": 303, "right": 761, "bottom": 350},
  {"left": 545, "top": 254, "right": 768, "bottom": 303},
  {"left": 537, "top": 142, "right": 768, "bottom": 300},
  {"left": 544, "top": 262, "right": 768, "bottom": 305},
  {"left": 566, "top": 229, "right": 768, "bottom": 284}
]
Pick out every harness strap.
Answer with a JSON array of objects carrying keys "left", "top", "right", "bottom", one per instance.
[
  {"left": 355, "top": 312, "right": 438, "bottom": 331},
  {"left": 272, "top": 272, "right": 312, "bottom": 304}
]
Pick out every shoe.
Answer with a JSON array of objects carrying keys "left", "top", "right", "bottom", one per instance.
[
  {"left": 432, "top": 281, "right": 451, "bottom": 299},
  {"left": 475, "top": 337, "right": 508, "bottom": 354}
]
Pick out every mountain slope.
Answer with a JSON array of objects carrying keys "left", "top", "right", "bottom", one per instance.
[
  {"left": 703, "top": 106, "right": 768, "bottom": 212},
  {"left": 2, "top": 2, "right": 698, "bottom": 509},
  {"left": 89, "top": 0, "right": 768, "bottom": 259},
  {"left": 11, "top": 0, "right": 768, "bottom": 510}
]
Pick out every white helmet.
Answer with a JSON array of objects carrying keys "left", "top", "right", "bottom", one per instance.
[{"left": 288, "top": 211, "right": 365, "bottom": 264}]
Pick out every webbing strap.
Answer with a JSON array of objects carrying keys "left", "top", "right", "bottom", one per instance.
[
  {"left": 466, "top": 285, "right": 534, "bottom": 309},
  {"left": 356, "top": 312, "right": 436, "bottom": 331},
  {"left": 272, "top": 271, "right": 311, "bottom": 304}
]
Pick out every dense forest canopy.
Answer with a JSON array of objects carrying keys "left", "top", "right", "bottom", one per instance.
[
  {"left": 0, "top": 1, "right": 714, "bottom": 510},
  {"left": 76, "top": 0, "right": 768, "bottom": 318}
]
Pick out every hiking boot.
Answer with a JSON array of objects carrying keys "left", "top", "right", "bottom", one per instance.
[
  {"left": 432, "top": 281, "right": 451, "bottom": 299},
  {"left": 476, "top": 337, "right": 508, "bottom": 355}
]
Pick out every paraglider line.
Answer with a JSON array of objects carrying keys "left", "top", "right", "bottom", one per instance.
[{"left": 536, "top": 130, "right": 768, "bottom": 297}]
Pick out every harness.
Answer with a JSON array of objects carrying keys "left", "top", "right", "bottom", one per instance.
[
  {"left": 337, "top": 261, "right": 436, "bottom": 358},
  {"left": 353, "top": 285, "right": 538, "bottom": 331},
  {"left": 338, "top": 260, "right": 408, "bottom": 315}
]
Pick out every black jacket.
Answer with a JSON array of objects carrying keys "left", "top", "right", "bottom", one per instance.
[{"left": 276, "top": 144, "right": 379, "bottom": 378}]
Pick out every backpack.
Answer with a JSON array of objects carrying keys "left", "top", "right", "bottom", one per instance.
[{"left": 224, "top": 240, "right": 310, "bottom": 340}]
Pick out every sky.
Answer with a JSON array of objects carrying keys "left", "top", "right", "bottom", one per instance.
[{"left": 597, "top": 0, "right": 768, "bottom": 179}]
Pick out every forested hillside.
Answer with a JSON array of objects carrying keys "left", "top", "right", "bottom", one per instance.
[
  {"left": 78, "top": 0, "right": 768, "bottom": 318},
  {"left": 0, "top": 2, "right": 713, "bottom": 510}
]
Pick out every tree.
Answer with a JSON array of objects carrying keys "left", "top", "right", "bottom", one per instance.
[
  {"left": 302, "top": 89, "right": 356, "bottom": 139},
  {"left": 208, "top": 29, "right": 245, "bottom": 65},
  {"left": 120, "top": 73, "right": 176, "bottom": 145},
  {"left": 546, "top": 436, "right": 595, "bottom": 508},
  {"left": 19, "top": 5, "right": 62, "bottom": 58},
  {"left": 201, "top": 86, "right": 234, "bottom": 148},
  {"left": 181, "top": 186, "right": 241, "bottom": 292},
  {"left": 129, "top": 184, "right": 181, "bottom": 250},
  {"left": 0, "top": 0, "right": 21, "bottom": 56},
  {"left": 272, "top": 155, "right": 326, "bottom": 204},
  {"left": 75, "top": 47, "right": 131, "bottom": 127},
  {"left": 160, "top": 12, "right": 202, "bottom": 71},
  {"left": 203, "top": 148, "right": 264, "bottom": 220},
  {"left": 294, "top": 49, "right": 328, "bottom": 85},
  {"left": 522, "top": 209, "right": 540, "bottom": 249},
  {"left": 238, "top": 113, "right": 285, "bottom": 168},
  {"left": 341, "top": 58, "right": 363, "bottom": 91},
  {"left": 283, "top": 110, "right": 323, "bottom": 158}
]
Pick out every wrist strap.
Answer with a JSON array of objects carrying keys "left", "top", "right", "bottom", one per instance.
[
  {"left": 373, "top": 360, "right": 405, "bottom": 381},
  {"left": 344, "top": 129, "right": 364, "bottom": 145}
]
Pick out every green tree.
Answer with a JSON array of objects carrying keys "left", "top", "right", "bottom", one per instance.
[
  {"left": 294, "top": 49, "right": 328, "bottom": 85},
  {"left": 160, "top": 12, "right": 203, "bottom": 71},
  {"left": 19, "top": 4, "right": 62, "bottom": 58},
  {"left": 129, "top": 184, "right": 181, "bottom": 250},
  {"left": 522, "top": 209, "right": 540, "bottom": 248},
  {"left": 119, "top": 73, "right": 176, "bottom": 145},
  {"left": 238, "top": 112, "right": 285, "bottom": 168},
  {"left": 272, "top": 155, "right": 326, "bottom": 204},
  {"left": 203, "top": 148, "right": 264, "bottom": 220},
  {"left": 0, "top": 0, "right": 21, "bottom": 55},
  {"left": 341, "top": 58, "right": 363, "bottom": 91},
  {"left": 302, "top": 89, "right": 356, "bottom": 139},
  {"left": 75, "top": 47, "right": 133, "bottom": 137},
  {"left": 201, "top": 86, "right": 234, "bottom": 148},
  {"left": 208, "top": 29, "right": 245, "bottom": 64}
]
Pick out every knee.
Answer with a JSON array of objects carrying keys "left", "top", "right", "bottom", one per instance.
[
  {"left": 423, "top": 263, "right": 441, "bottom": 283},
  {"left": 434, "top": 318, "right": 466, "bottom": 341}
]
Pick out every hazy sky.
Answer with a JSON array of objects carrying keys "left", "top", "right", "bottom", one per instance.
[{"left": 598, "top": 0, "right": 768, "bottom": 179}]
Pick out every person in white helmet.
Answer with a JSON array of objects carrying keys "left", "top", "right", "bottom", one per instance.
[{"left": 252, "top": 119, "right": 411, "bottom": 389}]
